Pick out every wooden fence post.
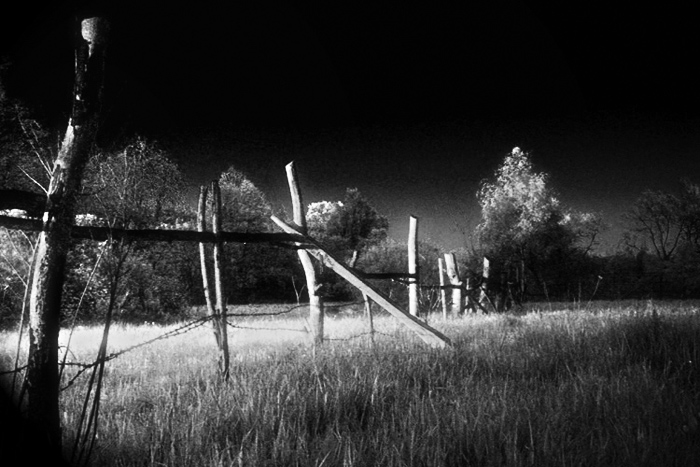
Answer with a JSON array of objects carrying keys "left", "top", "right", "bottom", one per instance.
[
  {"left": 271, "top": 215, "right": 451, "bottom": 348},
  {"left": 408, "top": 216, "right": 419, "bottom": 317},
  {"left": 211, "top": 181, "right": 230, "bottom": 380},
  {"left": 479, "top": 256, "right": 490, "bottom": 307},
  {"left": 438, "top": 257, "right": 448, "bottom": 319},
  {"left": 26, "top": 17, "right": 108, "bottom": 456},
  {"left": 285, "top": 162, "right": 324, "bottom": 346},
  {"left": 364, "top": 295, "right": 375, "bottom": 345},
  {"left": 198, "top": 184, "right": 229, "bottom": 380},
  {"left": 444, "top": 253, "right": 462, "bottom": 316},
  {"left": 465, "top": 277, "right": 474, "bottom": 313}
]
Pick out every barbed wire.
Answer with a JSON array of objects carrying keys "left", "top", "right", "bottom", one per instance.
[
  {"left": 1, "top": 302, "right": 403, "bottom": 385},
  {"left": 60, "top": 315, "right": 215, "bottom": 390}
]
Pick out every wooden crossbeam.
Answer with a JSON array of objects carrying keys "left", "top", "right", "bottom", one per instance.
[{"left": 271, "top": 215, "right": 452, "bottom": 348}]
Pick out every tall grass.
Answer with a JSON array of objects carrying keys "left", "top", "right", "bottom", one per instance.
[{"left": 3, "top": 301, "right": 700, "bottom": 466}]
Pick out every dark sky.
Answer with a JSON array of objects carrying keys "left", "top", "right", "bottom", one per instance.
[{"left": 2, "top": 2, "right": 699, "bottom": 251}]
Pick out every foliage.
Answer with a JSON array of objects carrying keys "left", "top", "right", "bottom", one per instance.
[
  {"left": 620, "top": 180, "right": 700, "bottom": 299},
  {"left": 306, "top": 189, "right": 389, "bottom": 300},
  {"left": 476, "top": 148, "right": 604, "bottom": 307},
  {"left": 65, "top": 137, "right": 193, "bottom": 323},
  {"left": 198, "top": 166, "right": 303, "bottom": 305},
  {"left": 624, "top": 180, "right": 700, "bottom": 261},
  {"left": 308, "top": 189, "right": 388, "bottom": 263},
  {"left": 0, "top": 83, "right": 54, "bottom": 325},
  {"left": 0, "top": 71, "right": 55, "bottom": 195},
  {"left": 81, "top": 137, "right": 187, "bottom": 229}
]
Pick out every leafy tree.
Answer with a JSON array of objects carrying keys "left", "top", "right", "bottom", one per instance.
[
  {"left": 217, "top": 167, "right": 274, "bottom": 233},
  {"left": 308, "top": 188, "right": 389, "bottom": 267},
  {"left": 305, "top": 189, "right": 389, "bottom": 301},
  {"left": 204, "top": 166, "right": 301, "bottom": 304},
  {"left": 81, "top": 137, "right": 186, "bottom": 229},
  {"left": 476, "top": 147, "right": 603, "bottom": 307}
]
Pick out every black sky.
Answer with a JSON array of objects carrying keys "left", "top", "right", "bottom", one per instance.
[{"left": 2, "top": 2, "right": 699, "bottom": 250}]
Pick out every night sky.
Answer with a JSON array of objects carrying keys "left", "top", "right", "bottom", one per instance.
[{"left": 2, "top": 2, "right": 699, "bottom": 251}]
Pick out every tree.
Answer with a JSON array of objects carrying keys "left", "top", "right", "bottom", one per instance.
[
  {"left": 476, "top": 147, "right": 602, "bottom": 307},
  {"left": 0, "top": 62, "right": 55, "bottom": 197},
  {"left": 308, "top": 188, "right": 389, "bottom": 267},
  {"left": 305, "top": 189, "right": 389, "bottom": 301},
  {"left": 622, "top": 179, "right": 700, "bottom": 298},
  {"left": 202, "top": 166, "right": 301, "bottom": 303},
  {"left": 76, "top": 136, "right": 190, "bottom": 321},
  {"left": 679, "top": 179, "right": 700, "bottom": 251},
  {"left": 623, "top": 190, "right": 684, "bottom": 261}
]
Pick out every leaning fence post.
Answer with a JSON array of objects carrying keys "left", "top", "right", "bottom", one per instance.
[
  {"left": 408, "top": 216, "right": 419, "bottom": 317},
  {"left": 285, "top": 162, "right": 324, "bottom": 346},
  {"left": 211, "top": 181, "right": 231, "bottom": 380},
  {"left": 444, "top": 253, "right": 462, "bottom": 316},
  {"left": 438, "top": 257, "right": 448, "bottom": 320}
]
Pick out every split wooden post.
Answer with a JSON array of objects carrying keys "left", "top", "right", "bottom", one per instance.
[
  {"left": 197, "top": 186, "right": 216, "bottom": 319},
  {"left": 211, "top": 181, "right": 230, "bottom": 380},
  {"left": 408, "top": 216, "right": 419, "bottom": 317},
  {"left": 479, "top": 256, "right": 490, "bottom": 307},
  {"left": 271, "top": 215, "right": 451, "bottom": 348},
  {"left": 285, "top": 162, "right": 324, "bottom": 346},
  {"left": 444, "top": 253, "right": 463, "bottom": 316},
  {"left": 198, "top": 184, "right": 229, "bottom": 380},
  {"left": 438, "top": 257, "right": 448, "bottom": 319}
]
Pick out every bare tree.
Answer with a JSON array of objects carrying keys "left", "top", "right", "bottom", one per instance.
[{"left": 624, "top": 190, "right": 685, "bottom": 261}]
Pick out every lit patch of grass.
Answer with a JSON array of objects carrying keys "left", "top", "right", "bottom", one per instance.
[{"left": 3, "top": 301, "right": 700, "bottom": 465}]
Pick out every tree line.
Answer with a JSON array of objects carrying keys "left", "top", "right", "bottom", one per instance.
[{"left": 2, "top": 92, "right": 700, "bottom": 326}]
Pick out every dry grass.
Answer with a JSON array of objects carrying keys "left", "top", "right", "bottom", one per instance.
[{"left": 3, "top": 301, "right": 700, "bottom": 466}]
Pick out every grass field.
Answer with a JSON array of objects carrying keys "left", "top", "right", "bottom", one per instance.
[{"left": 3, "top": 300, "right": 700, "bottom": 466}]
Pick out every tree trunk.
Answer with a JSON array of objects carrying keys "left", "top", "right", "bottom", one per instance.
[{"left": 26, "top": 17, "right": 108, "bottom": 457}]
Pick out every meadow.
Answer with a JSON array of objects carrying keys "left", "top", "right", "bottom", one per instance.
[{"left": 2, "top": 300, "right": 700, "bottom": 466}]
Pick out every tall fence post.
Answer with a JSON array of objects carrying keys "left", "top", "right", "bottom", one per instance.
[
  {"left": 211, "top": 181, "right": 230, "bottom": 380},
  {"left": 26, "top": 17, "right": 108, "bottom": 457},
  {"left": 408, "top": 216, "right": 419, "bottom": 317},
  {"left": 444, "top": 253, "right": 462, "bottom": 316},
  {"left": 438, "top": 257, "right": 448, "bottom": 319},
  {"left": 285, "top": 162, "right": 324, "bottom": 346},
  {"left": 197, "top": 186, "right": 224, "bottom": 369}
]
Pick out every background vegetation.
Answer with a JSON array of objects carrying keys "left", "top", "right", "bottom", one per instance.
[{"left": 2, "top": 77, "right": 700, "bottom": 327}]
